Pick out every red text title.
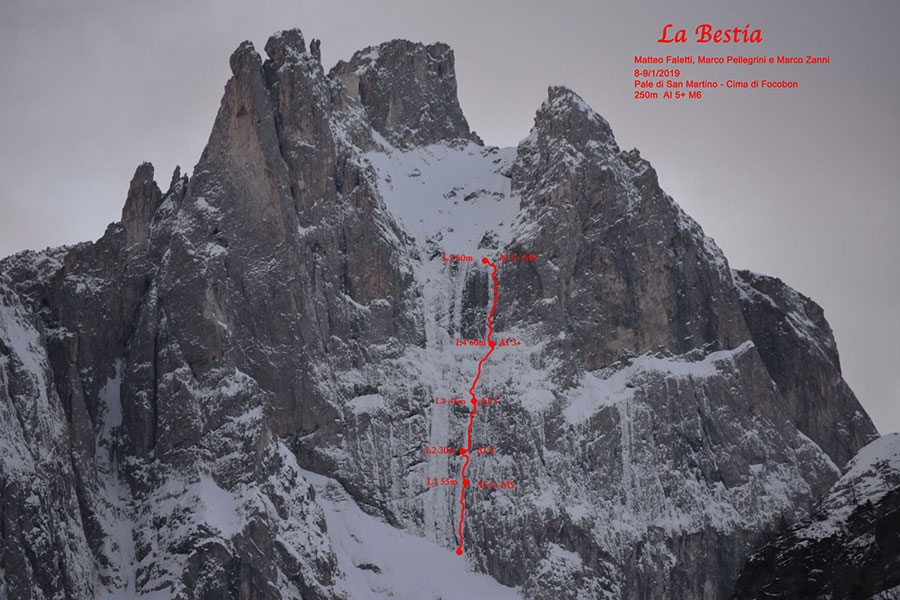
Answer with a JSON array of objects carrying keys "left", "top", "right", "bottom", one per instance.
[{"left": 658, "top": 24, "right": 762, "bottom": 43}]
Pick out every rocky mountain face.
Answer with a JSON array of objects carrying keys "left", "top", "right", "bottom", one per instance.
[
  {"left": 733, "top": 270, "right": 877, "bottom": 469},
  {"left": 0, "top": 27, "right": 882, "bottom": 599},
  {"left": 732, "top": 433, "right": 900, "bottom": 599}
]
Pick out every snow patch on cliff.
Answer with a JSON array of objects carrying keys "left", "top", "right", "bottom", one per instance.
[{"left": 564, "top": 341, "right": 755, "bottom": 423}]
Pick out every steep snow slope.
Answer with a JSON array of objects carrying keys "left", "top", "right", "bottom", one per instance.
[
  {"left": 366, "top": 139, "right": 519, "bottom": 252},
  {"left": 302, "top": 468, "right": 523, "bottom": 599}
]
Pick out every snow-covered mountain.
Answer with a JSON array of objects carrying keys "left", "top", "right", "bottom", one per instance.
[
  {"left": 732, "top": 433, "right": 900, "bottom": 599},
  {"left": 0, "top": 28, "right": 885, "bottom": 599}
]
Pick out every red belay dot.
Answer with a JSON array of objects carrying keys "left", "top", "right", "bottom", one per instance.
[{"left": 456, "top": 256, "right": 499, "bottom": 556}]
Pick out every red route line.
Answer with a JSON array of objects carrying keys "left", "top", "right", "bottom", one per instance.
[{"left": 456, "top": 256, "right": 499, "bottom": 556}]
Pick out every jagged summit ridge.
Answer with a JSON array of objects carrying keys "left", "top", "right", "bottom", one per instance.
[
  {"left": 331, "top": 38, "right": 479, "bottom": 148},
  {"left": 535, "top": 85, "right": 618, "bottom": 150},
  {"left": 264, "top": 28, "right": 309, "bottom": 65}
]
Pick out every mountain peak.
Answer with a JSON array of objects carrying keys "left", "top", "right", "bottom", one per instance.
[
  {"left": 533, "top": 85, "right": 618, "bottom": 152},
  {"left": 266, "top": 28, "right": 307, "bottom": 60},
  {"left": 330, "top": 39, "right": 478, "bottom": 148},
  {"left": 120, "top": 161, "right": 162, "bottom": 249},
  {"left": 228, "top": 40, "right": 261, "bottom": 76}
]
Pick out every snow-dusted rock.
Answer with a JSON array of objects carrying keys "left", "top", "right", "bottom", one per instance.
[
  {"left": 0, "top": 26, "right": 880, "bottom": 599},
  {"left": 732, "top": 433, "right": 900, "bottom": 599}
]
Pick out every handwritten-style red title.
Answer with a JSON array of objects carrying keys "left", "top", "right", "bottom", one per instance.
[{"left": 658, "top": 24, "right": 762, "bottom": 43}]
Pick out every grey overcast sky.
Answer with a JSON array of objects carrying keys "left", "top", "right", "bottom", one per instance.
[{"left": 1, "top": 0, "right": 898, "bottom": 433}]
